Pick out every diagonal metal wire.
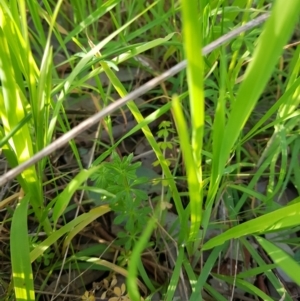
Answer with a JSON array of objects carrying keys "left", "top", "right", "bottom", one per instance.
[{"left": 0, "top": 13, "right": 269, "bottom": 187}]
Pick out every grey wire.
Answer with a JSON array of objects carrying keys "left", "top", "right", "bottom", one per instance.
[{"left": 0, "top": 13, "right": 269, "bottom": 187}]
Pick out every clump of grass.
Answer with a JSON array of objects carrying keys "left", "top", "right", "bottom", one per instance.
[{"left": 0, "top": 1, "right": 300, "bottom": 301}]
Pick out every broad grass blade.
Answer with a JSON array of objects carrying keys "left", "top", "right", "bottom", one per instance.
[{"left": 10, "top": 195, "right": 35, "bottom": 301}]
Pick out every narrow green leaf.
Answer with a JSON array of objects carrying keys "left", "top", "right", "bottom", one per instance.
[
  {"left": 220, "top": 0, "right": 299, "bottom": 171},
  {"left": 165, "top": 245, "right": 185, "bottom": 301},
  {"left": 190, "top": 244, "right": 225, "bottom": 301},
  {"left": 215, "top": 274, "right": 274, "bottom": 301},
  {"left": 203, "top": 200, "right": 300, "bottom": 250},
  {"left": 179, "top": 0, "right": 204, "bottom": 249},
  {"left": 127, "top": 214, "right": 157, "bottom": 301},
  {"left": 11, "top": 195, "right": 35, "bottom": 301},
  {"left": 31, "top": 205, "right": 109, "bottom": 262},
  {"left": 256, "top": 236, "right": 300, "bottom": 286},
  {"left": 52, "top": 165, "right": 105, "bottom": 224},
  {"left": 172, "top": 95, "right": 202, "bottom": 245},
  {"left": 63, "top": 205, "right": 111, "bottom": 252},
  {"left": 241, "top": 238, "right": 292, "bottom": 300},
  {"left": 181, "top": 0, "right": 204, "bottom": 166}
]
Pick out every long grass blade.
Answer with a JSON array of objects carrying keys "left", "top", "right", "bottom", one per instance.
[{"left": 10, "top": 195, "right": 35, "bottom": 301}]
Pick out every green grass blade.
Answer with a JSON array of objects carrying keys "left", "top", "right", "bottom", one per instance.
[
  {"left": 202, "top": 200, "right": 300, "bottom": 250},
  {"left": 62, "top": 205, "right": 111, "bottom": 252},
  {"left": 220, "top": 0, "right": 299, "bottom": 171},
  {"left": 165, "top": 245, "right": 185, "bottom": 301},
  {"left": 241, "top": 238, "right": 293, "bottom": 300},
  {"left": 256, "top": 236, "right": 300, "bottom": 286},
  {"left": 10, "top": 195, "right": 35, "bottom": 301},
  {"left": 204, "top": 48, "right": 228, "bottom": 229},
  {"left": 179, "top": 0, "right": 204, "bottom": 247},
  {"left": 0, "top": 13, "right": 45, "bottom": 222},
  {"left": 204, "top": 283, "right": 228, "bottom": 301},
  {"left": 30, "top": 205, "right": 110, "bottom": 262},
  {"left": 172, "top": 96, "right": 202, "bottom": 247},
  {"left": 0, "top": 113, "right": 32, "bottom": 148},
  {"left": 181, "top": 0, "right": 204, "bottom": 165},
  {"left": 61, "top": 0, "right": 118, "bottom": 47},
  {"left": 190, "top": 244, "right": 225, "bottom": 301},
  {"left": 52, "top": 165, "right": 108, "bottom": 224},
  {"left": 215, "top": 274, "right": 274, "bottom": 301},
  {"left": 127, "top": 215, "right": 157, "bottom": 301},
  {"left": 209, "top": 47, "right": 227, "bottom": 171},
  {"left": 242, "top": 77, "right": 300, "bottom": 143}
]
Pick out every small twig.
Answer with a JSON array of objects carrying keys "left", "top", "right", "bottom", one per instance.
[{"left": 0, "top": 13, "right": 269, "bottom": 187}]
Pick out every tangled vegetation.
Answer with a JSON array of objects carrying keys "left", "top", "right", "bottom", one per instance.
[{"left": 0, "top": 1, "right": 300, "bottom": 300}]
